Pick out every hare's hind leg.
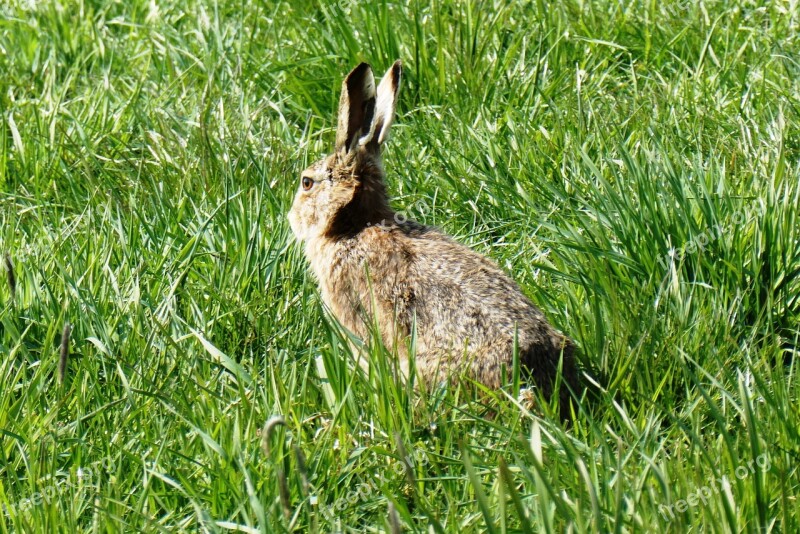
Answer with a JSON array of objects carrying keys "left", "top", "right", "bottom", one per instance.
[
  {"left": 413, "top": 348, "right": 465, "bottom": 388},
  {"left": 519, "top": 341, "right": 581, "bottom": 420},
  {"left": 412, "top": 345, "right": 507, "bottom": 389},
  {"left": 413, "top": 342, "right": 578, "bottom": 419}
]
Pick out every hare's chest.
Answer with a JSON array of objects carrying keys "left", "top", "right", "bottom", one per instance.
[
  {"left": 306, "top": 235, "right": 412, "bottom": 340},
  {"left": 306, "top": 242, "right": 370, "bottom": 332}
]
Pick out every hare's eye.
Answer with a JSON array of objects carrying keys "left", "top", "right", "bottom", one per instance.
[{"left": 302, "top": 177, "right": 314, "bottom": 191}]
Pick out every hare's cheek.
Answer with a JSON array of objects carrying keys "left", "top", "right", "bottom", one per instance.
[
  {"left": 288, "top": 209, "right": 301, "bottom": 239},
  {"left": 288, "top": 195, "right": 307, "bottom": 240},
  {"left": 288, "top": 194, "right": 320, "bottom": 241}
]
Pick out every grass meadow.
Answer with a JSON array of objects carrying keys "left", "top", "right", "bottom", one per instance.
[{"left": 1, "top": 0, "right": 799, "bottom": 531}]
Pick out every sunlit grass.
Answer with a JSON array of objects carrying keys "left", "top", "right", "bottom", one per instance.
[{"left": 1, "top": 0, "right": 798, "bottom": 531}]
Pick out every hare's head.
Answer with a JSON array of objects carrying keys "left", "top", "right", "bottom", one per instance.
[{"left": 289, "top": 61, "right": 402, "bottom": 241}]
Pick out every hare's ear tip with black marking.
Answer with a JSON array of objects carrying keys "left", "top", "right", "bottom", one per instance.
[
  {"left": 345, "top": 62, "right": 373, "bottom": 81},
  {"left": 364, "top": 59, "right": 403, "bottom": 149}
]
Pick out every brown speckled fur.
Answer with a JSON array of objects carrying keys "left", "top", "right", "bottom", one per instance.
[{"left": 288, "top": 61, "right": 580, "bottom": 415}]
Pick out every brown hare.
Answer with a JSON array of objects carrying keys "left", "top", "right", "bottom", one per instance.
[{"left": 288, "top": 61, "right": 580, "bottom": 414}]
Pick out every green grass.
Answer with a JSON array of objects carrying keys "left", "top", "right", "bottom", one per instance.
[{"left": 1, "top": 0, "right": 799, "bottom": 531}]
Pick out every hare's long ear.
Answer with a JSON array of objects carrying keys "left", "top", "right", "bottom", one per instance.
[
  {"left": 363, "top": 60, "right": 402, "bottom": 152},
  {"left": 335, "top": 62, "right": 376, "bottom": 154}
]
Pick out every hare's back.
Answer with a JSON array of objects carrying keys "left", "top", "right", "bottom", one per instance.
[{"left": 405, "top": 234, "right": 551, "bottom": 346}]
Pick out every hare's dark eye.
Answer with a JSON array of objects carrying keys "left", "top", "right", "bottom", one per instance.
[{"left": 302, "top": 177, "right": 314, "bottom": 191}]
